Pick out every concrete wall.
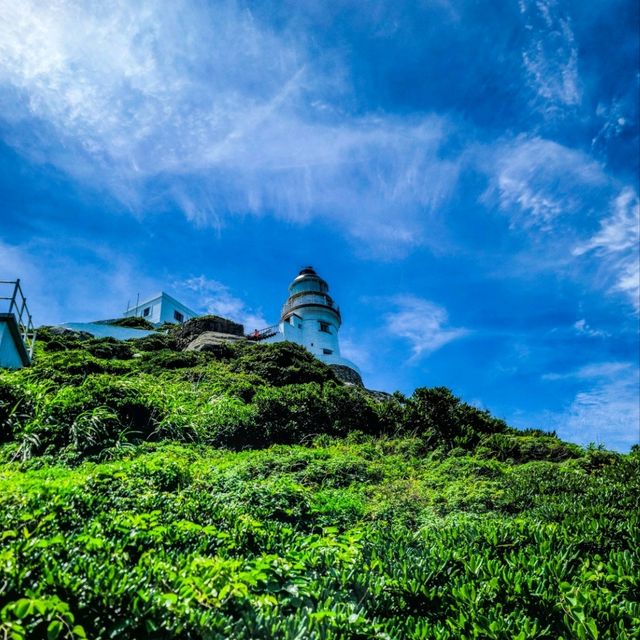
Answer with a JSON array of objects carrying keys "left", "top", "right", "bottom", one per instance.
[
  {"left": 58, "top": 323, "right": 157, "bottom": 340},
  {"left": 125, "top": 293, "right": 197, "bottom": 326},
  {"left": 266, "top": 304, "right": 361, "bottom": 375},
  {"left": 157, "top": 298, "right": 195, "bottom": 324},
  {"left": 0, "top": 321, "right": 25, "bottom": 369}
]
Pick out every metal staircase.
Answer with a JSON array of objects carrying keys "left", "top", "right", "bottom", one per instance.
[{"left": 246, "top": 324, "right": 279, "bottom": 341}]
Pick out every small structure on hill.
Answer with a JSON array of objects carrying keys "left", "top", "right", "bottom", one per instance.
[
  {"left": 0, "top": 280, "right": 36, "bottom": 369},
  {"left": 56, "top": 291, "right": 197, "bottom": 340},
  {"left": 124, "top": 292, "right": 196, "bottom": 326},
  {"left": 258, "top": 267, "right": 362, "bottom": 385}
]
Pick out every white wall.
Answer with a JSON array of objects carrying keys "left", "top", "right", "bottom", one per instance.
[
  {"left": 0, "top": 321, "right": 26, "bottom": 369},
  {"left": 125, "top": 294, "right": 196, "bottom": 325}
]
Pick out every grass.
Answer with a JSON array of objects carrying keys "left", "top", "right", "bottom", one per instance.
[{"left": 0, "top": 327, "right": 637, "bottom": 638}]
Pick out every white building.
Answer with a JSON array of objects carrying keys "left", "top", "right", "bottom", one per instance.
[
  {"left": 124, "top": 292, "right": 197, "bottom": 326},
  {"left": 264, "top": 267, "right": 361, "bottom": 380}
]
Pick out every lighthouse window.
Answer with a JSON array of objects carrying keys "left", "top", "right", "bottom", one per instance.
[
  {"left": 174, "top": 310, "right": 184, "bottom": 323},
  {"left": 322, "top": 348, "right": 333, "bottom": 355},
  {"left": 319, "top": 321, "right": 330, "bottom": 333},
  {"left": 143, "top": 307, "right": 151, "bottom": 317}
]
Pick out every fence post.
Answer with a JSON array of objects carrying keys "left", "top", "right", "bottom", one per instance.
[{"left": 8, "top": 280, "right": 19, "bottom": 316}]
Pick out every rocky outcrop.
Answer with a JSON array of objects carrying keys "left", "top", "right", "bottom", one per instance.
[
  {"left": 329, "top": 364, "right": 364, "bottom": 387},
  {"left": 174, "top": 315, "right": 244, "bottom": 350},
  {"left": 185, "top": 331, "right": 246, "bottom": 352},
  {"left": 48, "top": 326, "right": 94, "bottom": 340}
]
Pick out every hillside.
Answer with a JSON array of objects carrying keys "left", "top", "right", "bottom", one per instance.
[{"left": 0, "top": 327, "right": 638, "bottom": 639}]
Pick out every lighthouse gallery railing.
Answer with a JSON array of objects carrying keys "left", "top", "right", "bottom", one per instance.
[{"left": 281, "top": 293, "right": 341, "bottom": 319}]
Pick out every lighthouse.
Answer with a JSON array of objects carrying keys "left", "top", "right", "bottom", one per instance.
[{"left": 265, "top": 267, "right": 362, "bottom": 385}]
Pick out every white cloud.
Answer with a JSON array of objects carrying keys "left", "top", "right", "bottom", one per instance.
[
  {"left": 539, "top": 361, "right": 639, "bottom": 451},
  {"left": 0, "top": 0, "right": 460, "bottom": 255},
  {"left": 180, "top": 275, "right": 266, "bottom": 332},
  {"left": 573, "top": 187, "right": 640, "bottom": 311},
  {"left": 573, "top": 318, "right": 609, "bottom": 338},
  {"left": 384, "top": 295, "right": 468, "bottom": 360},
  {"left": 488, "top": 136, "right": 606, "bottom": 231},
  {"left": 558, "top": 366, "right": 639, "bottom": 451},
  {"left": 520, "top": 0, "right": 582, "bottom": 114},
  {"left": 592, "top": 99, "right": 630, "bottom": 149},
  {"left": 542, "top": 361, "right": 631, "bottom": 381},
  {"left": 485, "top": 136, "right": 638, "bottom": 312}
]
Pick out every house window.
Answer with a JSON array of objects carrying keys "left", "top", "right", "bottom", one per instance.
[
  {"left": 174, "top": 310, "right": 184, "bottom": 323},
  {"left": 319, "top": 321, "right": 330, "bottom": 333},
  {"left": 322, "top": 348, "right": 333, "bottom": 355},
  {"left": 143, "top": 307, "right": 151, "bottom": 317}
]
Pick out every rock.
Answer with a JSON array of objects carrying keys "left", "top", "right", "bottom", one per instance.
[
  {"left": 185, "top": 331, "right": 246, "bottom": 352},
  {"left": 173, "top": 315, "right": 244, "bottom": 350},
  {"left": 365, "top": 389, "right": 393, "bottom": 401},
  {"left": 329, "top": 364, "right": 364, "bottom": 387},
  {"left": 48, "top": 327, "right": 94, "bottom": 340}
]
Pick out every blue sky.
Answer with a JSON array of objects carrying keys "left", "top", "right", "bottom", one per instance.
[{"left": 0, "top": 0, "right": 638, "bottom": 450}]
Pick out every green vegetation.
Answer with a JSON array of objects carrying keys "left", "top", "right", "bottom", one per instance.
[
  {"left": 101, "top": 317, "right": 155, "bottom": 330},
  {"left": 0, "top": 329, "right": 637, "bottom": 639}
]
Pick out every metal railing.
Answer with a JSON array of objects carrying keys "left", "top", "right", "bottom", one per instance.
[
  {"left": 247, "top": 324, "right": 279, "bottom": 341},
  {"left": 281, "top": 293, "right": 341, "bottom": 318},
  {"left": 0, "top": 279, "right": 36, "bottom": 359}
]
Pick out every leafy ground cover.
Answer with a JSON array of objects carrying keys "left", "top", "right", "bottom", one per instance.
[{"left": 0, "top": 328, "right": 638, "bottom": 638}]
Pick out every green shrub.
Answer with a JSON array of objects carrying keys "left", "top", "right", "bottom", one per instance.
[
  {"left": 476, "top": 432, "right": 582, "bottom": 463},
  {"left": 0, "top": 317, "right": 637, "bottom": 639},
  {"left": 322, "top": 382, "right": 382, "bottom": 435},
  {"left": 32, "top": 375, "right": 164, "bottom": 453},
  {"left": 103, "top": 316, "right": 155, "bottom": 329},
  {"left": 230, "top": 341, "right": 336, "bottom": 386},
  {"left": 0, "top": 377, "right": 32, "bottom": 442},
  {"left": 250, "top": 383, "right": 330, "bottom": 446},
  {"left": 138, "top": 349, "right": 202, "bottom": 372},
  {"left": 25, "top": 350, "right": 131, "bottom": 385},
  {"left": 129, "top": 333, "right": 177, "bottom": 352},
  {"left": 404, "top": 387, "right": 507, "bottom": 450},
  {"left": 36, "top": 326, "right": 92, "bottom": 351},
  {"left": 85, "top": 337, "right": 134, "bottom": 360},
  {"left": 194, "top": 396, "right": 256, "bottom": 449}
]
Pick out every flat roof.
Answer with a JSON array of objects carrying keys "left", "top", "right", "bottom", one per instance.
[{"left": 125, "top": 291, "right": 197, "bottom": 316}]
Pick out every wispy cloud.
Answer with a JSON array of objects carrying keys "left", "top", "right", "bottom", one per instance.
[
  {"left": 573, "top": 318, "right": 609, "bottom": 338},
  {"left": 573, "top": 187, "right": 640, "bottom": 311},
  {"left": 487, "top": 136, "right": 606, "bottom": 231},
  {"left": 554, "top": 364, "right": 639, "bottom": 451},
  {"left": 0, "top": 0, "right": 460, "bottom": 255},
  {"left": 384, "top": 295, "right": 468, "bottom": 360},
  {"left": 484, "top": 136, "right": 638, "bottom": 311},
  {"left": 592, "top": 99, "right": 632, "bottom": 150},
  {"left": 180, "top": 275, "right": 266, "bottom": 332},
  {"left": 538, "top": 361, "right": 639, "bottom": 451},
  {"left": 520, "top": 0, "right": 581, "bottom": 115},
  {"left": 542, "top": 361, "right": 631, "bottom": 381}
]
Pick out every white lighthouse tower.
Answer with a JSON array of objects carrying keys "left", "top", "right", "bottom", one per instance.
[{"left": 265, "top": 267, "right": 362, "bottom": 384}]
